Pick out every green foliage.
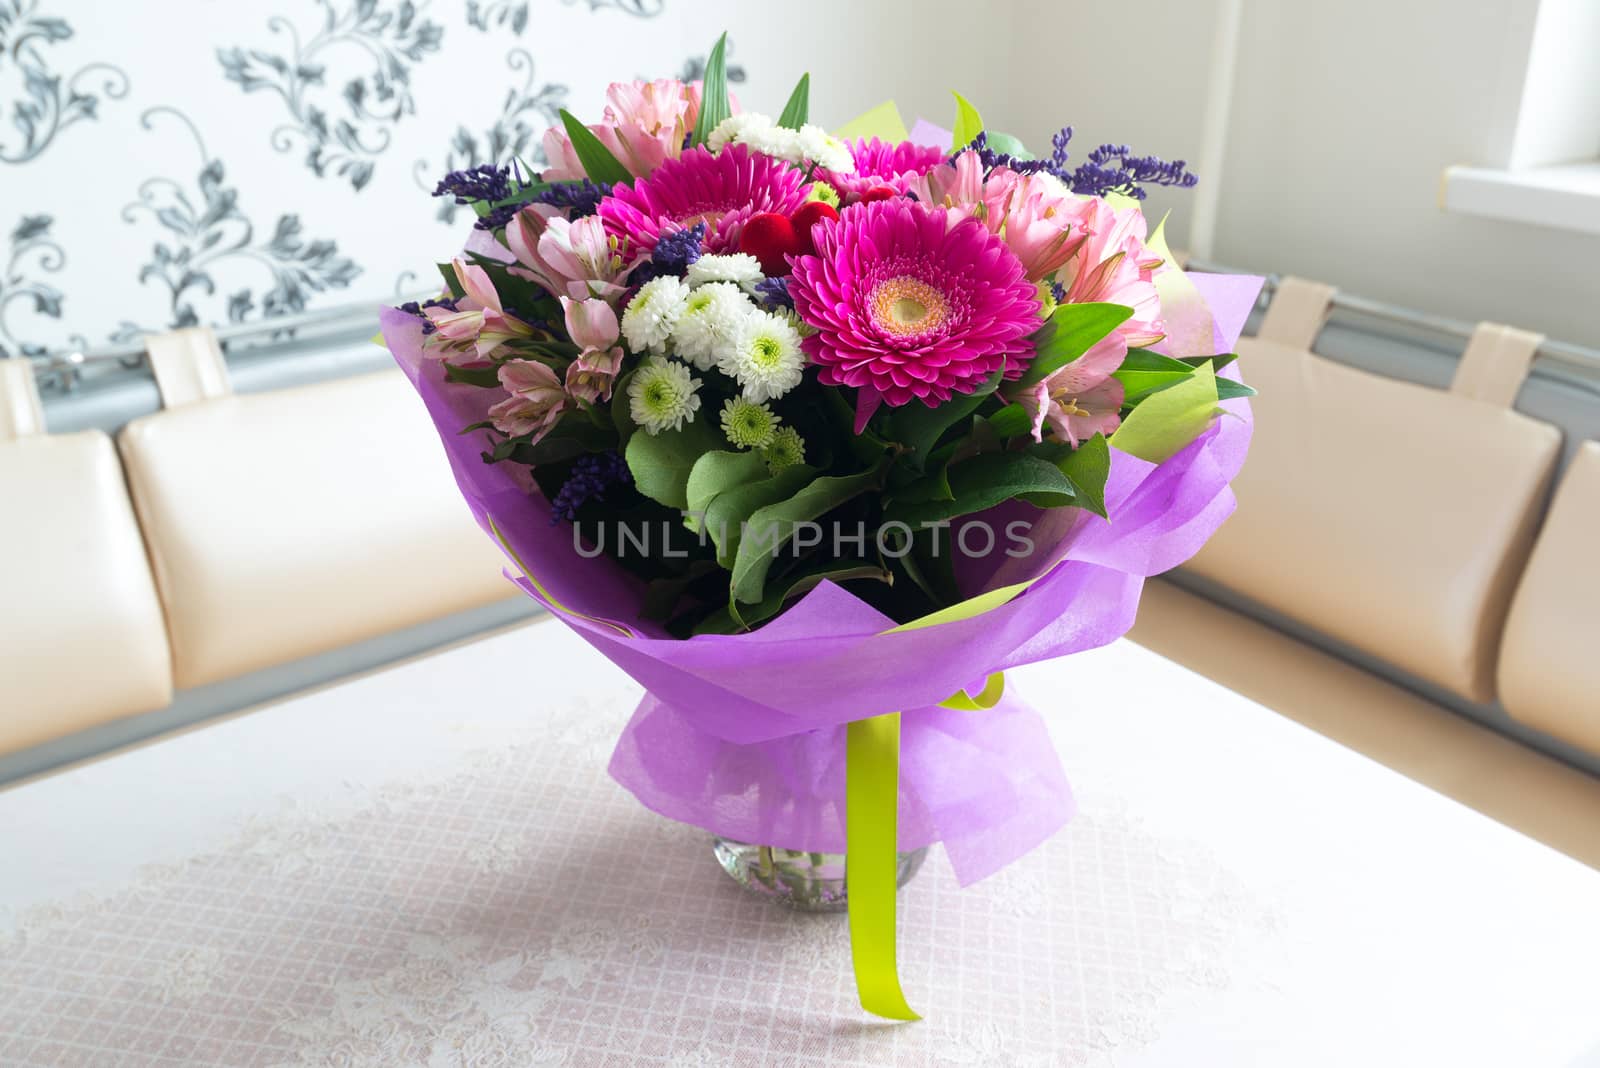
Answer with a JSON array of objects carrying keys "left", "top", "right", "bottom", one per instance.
[
  {"left": 684, "top": 450, "right": 770, "bottom": 531},
  {"left": 776, "top": 73, "right": 810, "bottom": 129},
  {"left": 984, "top": 130, "right": 1032, "bottom": 159},
  {"left": 703, "top": 464, "right": 818, "bottom": 568},
  {"left": 437, "top": 262, "right": 464, "bottom": 299},
  {"left": 885, "top": 452, "right": 1076, "bottom": 527},
  {"left": 1055, "top": 432, "right": 1110, "bottom": 518},
  {"left": 1114, "top": 348, "right": 1197, "bottom": 405},
  {"left": 1017, "top": 303, "right": 1134, "bottom": 388},
  {"left": 690, "top": 33, "right": 732, "bottom": 146},
  {"left": 730, "top": 461, "right": 888, "bottom": 604},
  {"left": 624, "top": 418, "right": 722, "bottom": 510},
  {"left": 443, "top": 361, "right": 503, "bottom": 389},
  {"left": 886, "top": 364, "right": 1003, "bottom": 471},
  {"left": 558, "top": 108, "right": 633, "bottom": 186}
]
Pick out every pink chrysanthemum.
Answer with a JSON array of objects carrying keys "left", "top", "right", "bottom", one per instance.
[
  {"left": 821, "top": 138, "right": 947, "bottom": 201},
  {"left": 597, "top": 143, "right": 810, "bottom": 257},
  {"left": 789, "top": 199, "right": 1041, "bottom": 426}
]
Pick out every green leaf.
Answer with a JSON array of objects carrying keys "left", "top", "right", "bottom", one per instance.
[
  {"left": 443, "top": 361, "right": 502, "bottom": 389},
  {"left": 986, "top": 403, "right": 1034, "bottom": 439},
  {"left": 558, "top": 108, "right": 633, "bottom": 186},
  {"left": 985, "top": 130, "right": 1033, "bottom": 159},
  {"left": 1181, "top": 352, "right": 1238, "bottom": 372},
  {"left": 1215, "top": 377, "right": 1257, "bottom": 402},
  {"left": 887, "top": 363, "right": 1004, "bottom": 469},
  {"left": 1056, "top": 433, "right": 1110, "bottom": 518},
  {"left": 437, "top": 262, "right": 464, "bottom": 299},
  {"left": 624, "top": 418, "right": 722, "bottom": 510},
  {"left": 690, "top": 33, "right": 731, "bottom": 146},
  {"left": 731, "top": 462, "right": 887, "bottom": 603},
  {"left": 949, "top": 90, "right": 984, "bottom": 151},
  {"left": 1017, "top": 303, "right": 1135, "bottom": 388},
  {"left": 685, "top": 449, "right": 770, "bottom": 530},
  {"left": 776, "top": 72, "right": 810, "bottom": 129},
  {"left": 611, "top": 369, "right": 637, "bottom": 447},
  {"left": 725, "top": 561, "right": 890, "bottom": 631},
  {"left": 703, "top": 464, "right": 817, "bottom": 567},
  {"left": 1117, "top": 369, "right": 1194, "bottom": 406},
  {"left": 885, "top": 452, "right": 1075, "bottom": 527}
]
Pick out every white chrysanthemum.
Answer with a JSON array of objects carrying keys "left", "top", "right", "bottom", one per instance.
[
  {"left": 620, "top": 275, "right": 689, "bottom": 354},
  {"left": 707, "top": 113, "right": 775, "bottom": 153},
  {"left": 744, "top": 124, "right": 804, "bottom": 163},
  {"left": 720, "top": 397, "right": 779, "bottom": 450},
  {"left": 762, "top": 426, "right": 807, "bottom": 473},
  {"left": 670, "top": 282, "right": 754, "bottom": 371},
  {"left": 686, "top": 253, "right": 764, "bottom": 290},
  {"left": 628, "top": 358, "right": 702, "bottom": 435},
  {"left": 797, "top": 124, "right": 854, "bottom": 172},
  {"left": 720, "top": 311, "right": 806, "bottom": 402}
]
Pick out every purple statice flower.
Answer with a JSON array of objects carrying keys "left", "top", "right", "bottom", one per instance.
[
  {"left": 399, "top": 296, "right": 459, "bottom": 335},
  {"left": 433, "top": 163, "right": 515, "bottom": 206},
  {"left": 550, "top": 450, "right": 633, "bottom": 524},
  {"left": 627, "top": 221, "right": 706, "bottom": 285},
  {"left": 753, "top": 275, "right": 793, "bottom": 311},
  {"left": 1049, "top": 280, "right": 1066, "bottom": 305},
  {"left": 533, "top": 179, "right": 613, "bottom": 218},
  {"left": 474, "top": 198, "right": 536, "bottom": 231},
  {"left": 958, "top": 127, "right": 1197, "bottom": 202},
  {"left": 1069, "top": 144, "right": 1198, "bottom": 201}
]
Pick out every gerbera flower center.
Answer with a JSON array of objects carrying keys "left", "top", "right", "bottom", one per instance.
[{"left": 869, "top": 276, "right": 950, "bottom": 338}]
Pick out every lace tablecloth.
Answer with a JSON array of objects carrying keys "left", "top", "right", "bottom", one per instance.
[{"left": 3, "top": 618, "right": 1598, "bottom": 1067}]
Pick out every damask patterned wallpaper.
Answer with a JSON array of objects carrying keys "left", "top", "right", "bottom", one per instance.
[{"left": 1, "top": 0, "right": 914, "bottom": 359}]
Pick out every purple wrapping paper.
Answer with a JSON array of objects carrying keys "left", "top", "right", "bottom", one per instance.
[{"left": 383, "top": 270, "right": 1262, "bottom": 887}]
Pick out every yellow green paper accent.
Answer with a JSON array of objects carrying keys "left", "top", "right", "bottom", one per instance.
[
  {"left": 1110, "top": 359, "right": 1220, "bottom": 463},
  {"left": 834, "top": 100, "right": 909, "bottom": 144}
]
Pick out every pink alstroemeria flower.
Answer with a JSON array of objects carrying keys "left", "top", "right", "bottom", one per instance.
[
  {"left": 559, "top": 297, "right": 624, "bottom": 404},
  {"left": 423, "top": 260, "right": 536, "bottom": 359},
  {"left": 488, "top": 359, "right": 567, "bottom": 440},
  {"left": 507, "top": 208, "right": 635, "bottom": 304},
  {"left": 541, "top": 79, "right": 705, "bottom": 181},
  {"left": 909, "top": 150, "right": 1021, "bottom": 232},
  {"left": 998, "top": 174, "right": 1095, "bottom": 283},
  {"left": 1009, "top": 333, "right": 1127, "bottom": 446},
  {"left": 1058, "top": 198, "right": 1167, "bottom": 347}
]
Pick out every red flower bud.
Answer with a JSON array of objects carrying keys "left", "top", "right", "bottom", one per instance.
[
  {"left": 739, "top": 212, "right": 801, "bottom": 276},
  {"left": 789, "top": 201, "right": 840, "bottom": 257},
  {"left": 859, "top": 185, "right": 898, "bottom": 204}
]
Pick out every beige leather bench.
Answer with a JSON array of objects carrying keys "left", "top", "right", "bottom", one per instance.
[
  {"left": 1, "top": 331, "right": 517, "bottom": 762},
  {"left": 0, "top": 361, "right": 172, "bottom": 753},
  {"left": 115, "top": 330, "right": 516, "bottom": 689},
  {"left": 1499, "top": 441, "right": 1600, "bottom": 756},
  {"left": 1132, "top": 278, "right": 1600, "bottom": 868}
]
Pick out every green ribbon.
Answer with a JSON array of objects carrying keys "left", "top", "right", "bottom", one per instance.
[{"left": 846, "top": 671, "right": 1006, "bottom": 1021}]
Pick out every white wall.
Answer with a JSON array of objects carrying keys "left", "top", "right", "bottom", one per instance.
[
  {"left": 1004, "top": 0, "right": 1600, "bottom": 350},
  {"left": 0, "top": 0, "right": 992, "bottom": 357}
]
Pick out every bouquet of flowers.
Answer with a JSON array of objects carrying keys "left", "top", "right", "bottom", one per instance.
[{"left": 383, "top": 34, "right": 1261, "bottom": 1020}]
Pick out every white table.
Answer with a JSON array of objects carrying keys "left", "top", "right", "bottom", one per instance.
[{"left": 2, "top": 617, "right": 1598, "bottom": 1067}]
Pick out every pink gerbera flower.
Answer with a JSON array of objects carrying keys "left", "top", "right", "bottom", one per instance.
[
  {"left": 788, "top": 198, "right": 1041, "bottom": 428},
  {"left": 597, "top": 144, "right": 810, "bottom": 257},
  {"left": 821, "top": 138, "right": 946, "bottom": 201}
]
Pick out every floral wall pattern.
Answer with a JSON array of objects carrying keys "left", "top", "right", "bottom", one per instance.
[{"left": 0, "top": 0, "right": 765, "bottom": 358}]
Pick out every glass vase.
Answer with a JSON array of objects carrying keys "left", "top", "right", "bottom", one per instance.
[{"left": 711, "top": 837, "right": 928, "bottom": 913}]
